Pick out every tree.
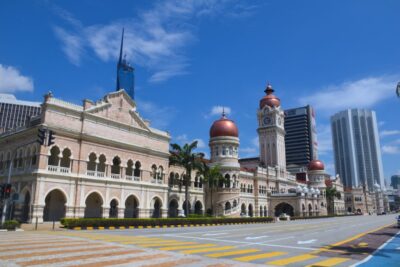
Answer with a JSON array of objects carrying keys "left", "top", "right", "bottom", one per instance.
[
  {"left": 202, "top": 164, "right": 224, "bottom": 216},
  {"left": 326, "top": 187, "right": 341, "bottom": 215},
  {"left": 169, "top": 141, "right": 204, "bottom": 216}
]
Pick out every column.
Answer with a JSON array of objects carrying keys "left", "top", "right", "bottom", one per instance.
[{"left": 118, "top": 208, "right": 125, "bottom": 218}]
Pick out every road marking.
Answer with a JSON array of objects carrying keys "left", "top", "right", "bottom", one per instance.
[
  {"left": 205, "top": 249, "right": 260, "bottom": 258},
  {"left": 267, "top": 254, "right": 317, "bottom": 265},
  {"left": 68, "top": 253, "right": 170, "bottom": 267},
  {"left": 121, "top": 239, "right": 178, "bottom": 245},
  {"left": 305, "top": 257, "right": 349, "bottom": 267},
  {"left": 297, "top": 239, "right": 317, "bottom": 245},
  {"left": 18, "top": 249, "right": 143, "bottom": 267},
  {"left": 204, "top": 233, "right": 228, "bottom": 236},
  {"left": 141, "top": 242, "right": 197, "bottom": 247},
  {"left": 245, "top": 235, "right": 269, "bottom": 240},
  {"left": 160, "top": 244, "right": 216, "bottom": 251},
  {"left": 233, "top": 251, "right": 287, "bottom": 262},
  {"left": 181, "top": 246, "right": 236, "bottom": 254},
  {"left": 139, "top": 258, "right": 200, "bottom": 267}
]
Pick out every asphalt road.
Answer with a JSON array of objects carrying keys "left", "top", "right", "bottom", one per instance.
[
  {"left": 0, "top": 215, "right": 397, "bottom": 267},
  {"left": 71, "top": 214, "right": 398, "bottom": 266}
]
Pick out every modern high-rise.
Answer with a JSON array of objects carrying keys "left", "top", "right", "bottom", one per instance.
[
  {"left": 116, "top": 28, "right": 135, "bottom": 100},
  {"left": 0, "top": 94, "right": 41, "bottom": 133},
  {"left": 331, "top": 109, "right": 384, "bottom": 190},
  {"left": 391, "top": 175, "right": 400, "bottom": 189},
  {"left": 284, "top": 105, "right": 318, "bottom": 167}
]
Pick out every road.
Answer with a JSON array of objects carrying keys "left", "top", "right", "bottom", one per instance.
[{"left": 0, "top": 215, "right": 398, "bottom": 267}]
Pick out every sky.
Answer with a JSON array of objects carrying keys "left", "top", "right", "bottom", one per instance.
[{"left": 0, "top": 0, "right": 399, "bottom": 183}]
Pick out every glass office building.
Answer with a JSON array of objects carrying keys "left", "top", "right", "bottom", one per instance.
[
  {"left": 0, "top": 94, "right": 41, "bottom": 133},
  {"left": 116, "top": 29, "right": 135, "bottom": 100},
  {"left": 331, "top": 109, "right": 384, "bottom": 190}
]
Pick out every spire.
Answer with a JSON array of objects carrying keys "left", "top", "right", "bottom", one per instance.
[
  {"left": 222, "top": 107, "right": 226, "bottom": 118},
  {"left": 264, "top": 82, "right": 274, "bottom": 95},
  {"left": 118, "top": 28, "right": 124, "bottom": 65}
]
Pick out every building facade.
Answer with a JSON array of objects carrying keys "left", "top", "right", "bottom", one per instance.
[
  {"left": 1, "top": 83, "right": 331, "bottom": 223},
  {"left": 331, "top": 109, "right": 385, "bottom": 190},
  {"left": 284, "top": 105, "right": 318, "bottom": 167},
  {"left": 0, "top": 94, "right": 41, "bottom": 133}
]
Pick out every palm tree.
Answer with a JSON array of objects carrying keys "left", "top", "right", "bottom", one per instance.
[
  {"left": 202, "top": 164, "right": 224, "bottom": 216},
  {"left": 169, "top": 141, "right": 205, "bottom": 216},
  {"left": 326, "top": 187, "right": 341, "bottom": 215}
]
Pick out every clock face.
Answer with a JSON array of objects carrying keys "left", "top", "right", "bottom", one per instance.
[{"left": 263, "top": 117, "right": 271, "bottom": 125}]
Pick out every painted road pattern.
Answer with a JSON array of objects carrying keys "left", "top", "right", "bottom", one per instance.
[{"left": 0, "top": 215, "right": 398, "bottom": 266}]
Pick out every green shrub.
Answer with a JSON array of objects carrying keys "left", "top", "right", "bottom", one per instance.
[
  {"left": 60, "top": 217, "right": 274, "bottom": 229},
  {"left": 1, "top": 220, "right": 20, "bottom": 230}
]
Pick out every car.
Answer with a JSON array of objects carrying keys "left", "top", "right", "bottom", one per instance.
[{"left": 397, "top": 215, "right": 400, "bottom": 228}]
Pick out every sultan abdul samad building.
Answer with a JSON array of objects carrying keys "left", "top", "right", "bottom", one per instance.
[{"left": 0, "top": 33, "right": 333, "bottom": 223}]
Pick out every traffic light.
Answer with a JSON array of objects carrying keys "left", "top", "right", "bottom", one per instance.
[
  {"left": 3, "top": 184, "right": 11, "bottom": 199},
  {"left": 37, "top": 128, "right": 47, "bottom": 145},
  {"left": 48, "top": 130, "right": 56, "bottom": 146}
]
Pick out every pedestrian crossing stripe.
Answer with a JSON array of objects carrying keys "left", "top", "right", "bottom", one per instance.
[
  {"left": 206, "top": 248, "right": 260, "bottom": 258},
  {"left": 159, "top": 244, "right": 216, "bottom": 251},
  {"left": 305, "top": 257, "right": 349, "bottom": 267},
  {"left": 140, "top": 242, "right": 197, "bottom": 247},
  {"left": 121, "top": 239, "right": 178, "bottom": 245},
  {"left": 267, "top": 254, "right": 317, "bottom": 265},
  {"left": 233, "top": 251, "right": 287, "bottom": 262},
  {"left": 181, "top": 246, "right": 236, "bottom": 254}
]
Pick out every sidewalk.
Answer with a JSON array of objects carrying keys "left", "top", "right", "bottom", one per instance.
[{"left": 20, "top": 222, "right": 66, "bottom": 231}]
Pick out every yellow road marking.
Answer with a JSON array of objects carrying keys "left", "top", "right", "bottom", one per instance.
[
  {"left": 181, "top": 246, "right": 236, "bottom": 254},
  {"left": 267, "top": 254, "right": 317, "bottom": 266},
  {"left": 121, "top": 239, "right": 178, "bottom": 245},
  {"left": 140, "top": 242, "right": 197, "bottom": 247},
  {"left": 306, "top": 257, "right": 349, "bottom": 267},
  {"left": 233, "top": 251, "right": 287, "bottom": 262},
  {"left": 160, "top": 244, "right": 216, "bottom": 251},
  {"left": 206, "top": 249, "right": 260, "bottom": 258},
  {"left": 313, "top": 223, "right": 394, "bottom": 254}
]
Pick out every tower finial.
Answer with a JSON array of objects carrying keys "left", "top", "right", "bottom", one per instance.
[
  {"left": 118, "top": 28, "right": 124, "bottom": 65},
  {"left": 222, "top": 107, "right": 226, "bottom": 118},
  {"left": 265, "top": 81, "right": 274, "bottom": 95}
]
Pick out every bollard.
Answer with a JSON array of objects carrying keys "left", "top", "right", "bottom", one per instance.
[
  {"left": 52, "top": 220, "right": 55, "bottom": 231},
  {"left": 35, "top": 217, "right": 38, "bottom": 231}
]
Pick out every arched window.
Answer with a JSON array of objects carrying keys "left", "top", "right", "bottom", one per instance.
[
  {"left": 97, "top": 155, "right": 106, "bottom": 177},
  {"left": 157, "top": 166, "right": 164, "bottom": 181},
  {"left": 87, "top": 153, "right": 97, "bottom": 172},
  {"left": 60, "top": 148, "right": 71, "bottom": 169},
  {"left": 31, "top": 147, "right": 37, "bottom": 166},
  {"left": 134, "top": 161, "right": 141, "bottom": 178},
  {"left": 225, "top": 174, "right": 231, "bottom": 188},
  {"left": 126, "top": 160, "right": 134, "bottom": 178},
  {"left": 48, "top": 146, "right": 60, "bottom": 166},
  {"left": 151, "top": 164, "right": 157, "bottom": 179},
  {"left": 17, "top": 149, "right": 23, "bottom": 168},
  {"left": 169, "top": 172, "right": 174, "bottom": 187},
  {"left": 111, "top": 156, "right": 121, "bottom": 177}
]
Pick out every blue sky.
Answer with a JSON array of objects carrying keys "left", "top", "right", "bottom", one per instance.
[{"left": 1, "top": 0, "right": 399, "bottom": 183}]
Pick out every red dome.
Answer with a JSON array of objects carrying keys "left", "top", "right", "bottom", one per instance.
[
  {"left": 210, "top": 114, "right": 239, "bottom": 138},
  {"left": 308, "top": 160, "right": 325, "bottom": 171},
  {"left": 260, "top": 84, "right": 280, "bottom": 108}
]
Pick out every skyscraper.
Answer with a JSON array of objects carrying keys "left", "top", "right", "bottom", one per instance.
[
  {"left": 284, "top": 105, "right": 318, "bottom": 167},
  {"left": 0, "top": 94, "right": 41, "bottom": 133},
  {"left": 391, "top": 175, "right": 400, "bottom": 189},
  {"left": 116, "top": 28, "right": 135, "bottom": 100},
  {"left": 331, "top": 109, "right": 384, "bottom": 190}
]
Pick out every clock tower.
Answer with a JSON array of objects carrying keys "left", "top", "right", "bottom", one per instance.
[{"left": 257, "top": 83, "right": 286, "bottom": 168}]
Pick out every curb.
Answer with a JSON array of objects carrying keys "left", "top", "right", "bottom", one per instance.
[{"left": 70, "top": 221, "right": 274, "bottom": 230}]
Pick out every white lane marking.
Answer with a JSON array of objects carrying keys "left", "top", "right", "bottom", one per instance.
[
  {"left": 203, "top": 233, "right": 227, "bottom": 236},
  {"left": 245, "top": 235, "right": 269, "bottom": 240},
  {"left": 297, "top": 239, "right": 317, "bottom": 244},
  {"left": 163, "top": 234, "right": 315, "bottom": 251}
]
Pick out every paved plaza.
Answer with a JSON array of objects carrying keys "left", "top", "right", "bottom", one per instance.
[{"left": 0, "top": 215, "right": 398, "bottom": 267}]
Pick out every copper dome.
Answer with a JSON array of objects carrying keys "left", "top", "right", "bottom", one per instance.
[
  {"left": 210, "top": 113, "right": 239, "bottom": 138},
  {"left": 308, "top": 160, "right": 325, "bottom": 171},
  {"left": 260, "top": 83, "right": 281, "bottom": 109}
]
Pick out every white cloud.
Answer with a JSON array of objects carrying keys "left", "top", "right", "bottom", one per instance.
[
  {"left": 174, "top": 134, "right": 206, "bottom": 149},
  {"left": 299, "top": 75, "right": 400, "bottom": 113},
  {"left": 207, "top": 106, "right": 232, "bottom": 118},
  {"left": 381, "top": 130, "right": 400, "bottom": 137},
  {"left": 53, "top": 26, "right": 83, "bottom": 66},
  {"left": 240, "top": 147, "right": 257, "bottom": 154},
  {"left": 316, "top": 124, "right": 332, "bottom": 155},
  {"left": 0, "top": 64, "right": 34, "bottom": 93},
  {"left": 325, "top": 162, "right": 335, "bottom": 175},
  {"left": 52, "top": 1, "right": 257, "bottom": 82},
  {"left": 137, "top": 99, "right": 177, "bottom": 129},
  {"left": 382, "top": 145, "right": 400, "bottom": 154}
]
